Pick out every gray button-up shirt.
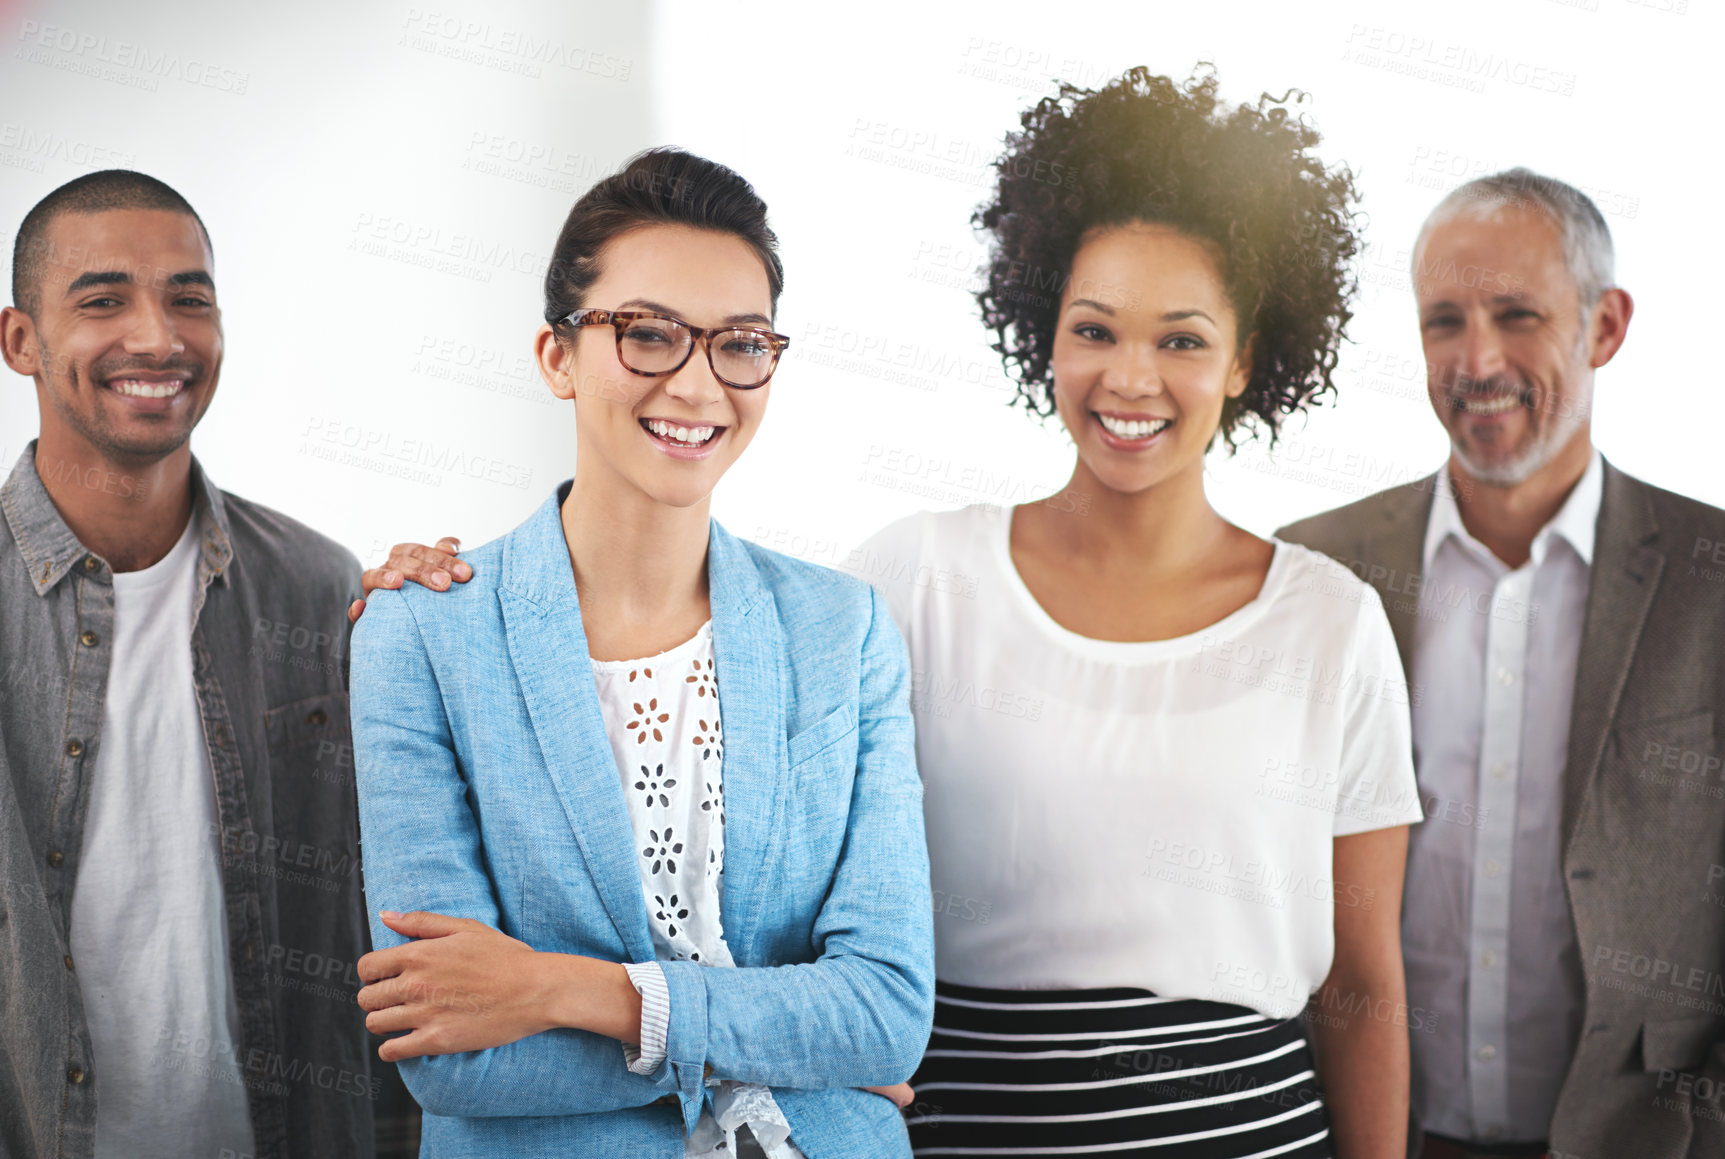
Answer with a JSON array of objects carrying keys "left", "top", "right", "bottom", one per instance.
[
  {"left": 0, "top": 442, "right": 373, "bottom": 1159},
  {"left": 1403, "top": 453, "right": 1601, "bottom": 1143}
]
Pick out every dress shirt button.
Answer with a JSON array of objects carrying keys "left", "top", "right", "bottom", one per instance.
[
  {"left": 1482, "top": 1125, "right": 1503, "bottom": 1140},
  {"left": 67, "top": 1067, "right": 85, "bottom": 1084},
  {"left": 82, "top": 556, "right": 99, "bottom": 572},
  {"left": 1484, "top": 859, "right": 1502, "bottom": 877},
  {"left": 47, "top": 850, "right": 64, "bottom": 867},
  {"left": 79, "top": 631, "right": 98, "bottom": 647},
  {"left": 1477, "top": 1044, "right": 1498, "bottom": 1061},
  {"left": 1488, "top": 763, "right": 1507, "bottom": 779},
  {"left": 305, "top": 708, "right": 328, "bottom": 726},
  {"left": 1495, "top": 667, "right": 1514, "bottom": 686},
  {"left": 65, "top": 739, "right": 83, "bottom": 757},
  {"left": 1480, "top": 950, "right": 1497, "bottom": 967}
]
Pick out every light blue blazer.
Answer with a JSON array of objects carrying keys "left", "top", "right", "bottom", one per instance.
[{"left": 350, "top": 487, "right": 935, "bottom": 1158}]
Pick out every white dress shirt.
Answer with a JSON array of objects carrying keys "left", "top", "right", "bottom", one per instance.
[
  {"left": 590, "top": 622, "right": 803, "bottom": 1159},
  {"left": 1403, "top": 452, "right": 1603, "bottom": 1144}
]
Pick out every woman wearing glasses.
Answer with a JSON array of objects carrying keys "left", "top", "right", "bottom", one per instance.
[
  {"left": 859, "top": 70, "right": 1422, "bottom": 1157},
  {"left": 346, "top": 148, "right": 933, "bottom": 1158}
]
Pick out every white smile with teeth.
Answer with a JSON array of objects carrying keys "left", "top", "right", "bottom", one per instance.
[
  {"left": 1460, "top": 394, "right": 1522, "bottom": 416},
  {"left": 1097, "top": 414, "right": 1171, "bottom": 440},
  {"left": 111, "top": 378, "right": 185, "bottom": 399},
  {"left": 646, "top": 418, "right": 716, "bottom": 445}
]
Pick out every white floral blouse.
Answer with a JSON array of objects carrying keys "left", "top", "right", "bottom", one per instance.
[{"left": 591, "top": 621, "right": 803, "bottom": 1159}]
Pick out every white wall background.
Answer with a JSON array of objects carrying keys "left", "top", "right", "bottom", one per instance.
[
  {"left": 0, "top": 0, "right": 650, "bottom": 561},
  {"left": 3, "top": 0, "right": 1719, "bottom": 571}
]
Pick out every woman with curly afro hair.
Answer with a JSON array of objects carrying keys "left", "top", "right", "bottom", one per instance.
[{"left": 857, "top": 67, "right": 1422, "bottom": 1157}]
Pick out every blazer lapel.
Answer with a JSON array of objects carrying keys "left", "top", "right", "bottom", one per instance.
[
  {"left": 498, "top": 493, "right": 656, "bottom": 964},
  {"left": 1562, "top": 461, "right": 1663, "bottom": 856},
  {"left": 703, "top": 521, "right": 786, "bottom": 966}
]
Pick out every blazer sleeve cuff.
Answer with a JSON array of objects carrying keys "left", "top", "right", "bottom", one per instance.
[
  {"left": 659, "top": 958, "right": 713, "bottom": 1131},
  {"left": 621, "top": 960, "right": 671, "bottom": 1075}
]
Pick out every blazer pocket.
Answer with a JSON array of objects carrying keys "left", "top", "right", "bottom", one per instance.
[
  {"left": 787, "top": 702, "right": 859, "bottom": 770},
  {"left": 1641, "top": 1014, "right": 1725, "bottom": 1072}
]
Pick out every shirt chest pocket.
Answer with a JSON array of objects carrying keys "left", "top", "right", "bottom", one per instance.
[
  {"left": 265, "top": 691, "right": 354, "bottom": 786},
  {"left": 786, "top": 703, "right": 860, "bottom": 845}
]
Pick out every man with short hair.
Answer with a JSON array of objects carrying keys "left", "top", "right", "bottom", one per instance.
[
  {"left": 0, "top": 170, "right": 396, "bottom": 1158},
  {"left": 1281, "top": 168, "right": 1725, "bottom": 1158}
]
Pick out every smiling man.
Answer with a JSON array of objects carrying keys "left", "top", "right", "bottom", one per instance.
[
  {"left": 0, "top": 170, "right": 389, "bottom": 1159},
  {"left": 1281, "top": 169, "right": 1725, "bottom": 1158}
]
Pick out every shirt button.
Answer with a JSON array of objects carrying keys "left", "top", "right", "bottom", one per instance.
[
  {"left": 1484, "top": 859, "right": 1502, "bottom": 877},
  {"left": 1480, "top": 951, "right": 1497, "bottom": 967},
  {"left": 79, "top": 631, "right": 98, "bottom": 647},
  {"left": 1488, "top": 763, "right": 1507, "bottom": 779},
  {"left": 1477, "top": 1044, "right": 1498, "bottom": 1061},
  {"left": 47, "top": 850, "right": 64, "bottom": 867},
  {"left": 1495, "top": 667, "right": 1515, "bottom": 686},
  {"left": 65, "top": 739, "right": 84, "bottom": 757},
  {"left": 67, "top": 1067, "right": 85, "bottom": 1084},
  {"left": 1482, "top": 1124, "right": 1503, "bottom": 1140},
  {"left": 82, "top": 557, "right": 99, "bottom": 572}
]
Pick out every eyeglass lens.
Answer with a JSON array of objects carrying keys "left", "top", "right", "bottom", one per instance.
[{"left": 618, "top": 316, "right": 776, "bottom": 386}]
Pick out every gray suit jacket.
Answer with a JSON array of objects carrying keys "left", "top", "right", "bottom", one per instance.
[{"left": 1279, "top": 459, "right": 1725, "bottom": 1159}]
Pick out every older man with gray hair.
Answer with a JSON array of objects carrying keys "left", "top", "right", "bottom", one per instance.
[{"left": 1282, "top": 169, "right": 1725, "bottom": 1159}]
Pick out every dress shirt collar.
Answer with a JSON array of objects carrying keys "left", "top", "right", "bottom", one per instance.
[{"left": 1422, "top": 448, "right": 1604, "bottom": 573}]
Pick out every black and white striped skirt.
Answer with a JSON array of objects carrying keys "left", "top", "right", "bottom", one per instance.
[{"left": 904, "top": 981, "right": 1333, "bottom": 1157}]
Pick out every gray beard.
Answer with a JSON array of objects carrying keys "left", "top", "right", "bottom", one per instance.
[{"left": 1452, "top": 429, "right": 1560, "bottom": 486}]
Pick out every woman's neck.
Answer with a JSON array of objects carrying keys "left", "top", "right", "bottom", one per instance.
[
  {"left": 560, "top": 468, "right": 713, "bottom": 661},
  {"left": 1029, "top": 456, "right": 1233, "bottom": 578}
]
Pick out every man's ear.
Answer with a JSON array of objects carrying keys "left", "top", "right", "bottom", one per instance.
[
  {"left": 1, "top": 306, "right": 43, "bottom": 377},
  {"left": 1588, "top": 287, "right": 1633, "bottom": 370}
]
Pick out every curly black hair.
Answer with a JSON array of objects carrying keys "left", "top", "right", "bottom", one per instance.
[{"left": 974, "top": 65, "right": 1361, "bottom": 448}]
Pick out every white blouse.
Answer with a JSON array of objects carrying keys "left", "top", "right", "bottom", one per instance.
[
  {"left": 591, "top": 622, "right": 803, "bottom": 1159},
  {"left": 853, "top": 505, "right": 1425, "bottom": 1020}
]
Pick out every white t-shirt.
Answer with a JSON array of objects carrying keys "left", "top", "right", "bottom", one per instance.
[
  {"left": 68, "top": 517, "right": 255, "bottom": 1159},
  {"left": 852, "top": 505, "right": 1423, "bottom": 1020}
]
